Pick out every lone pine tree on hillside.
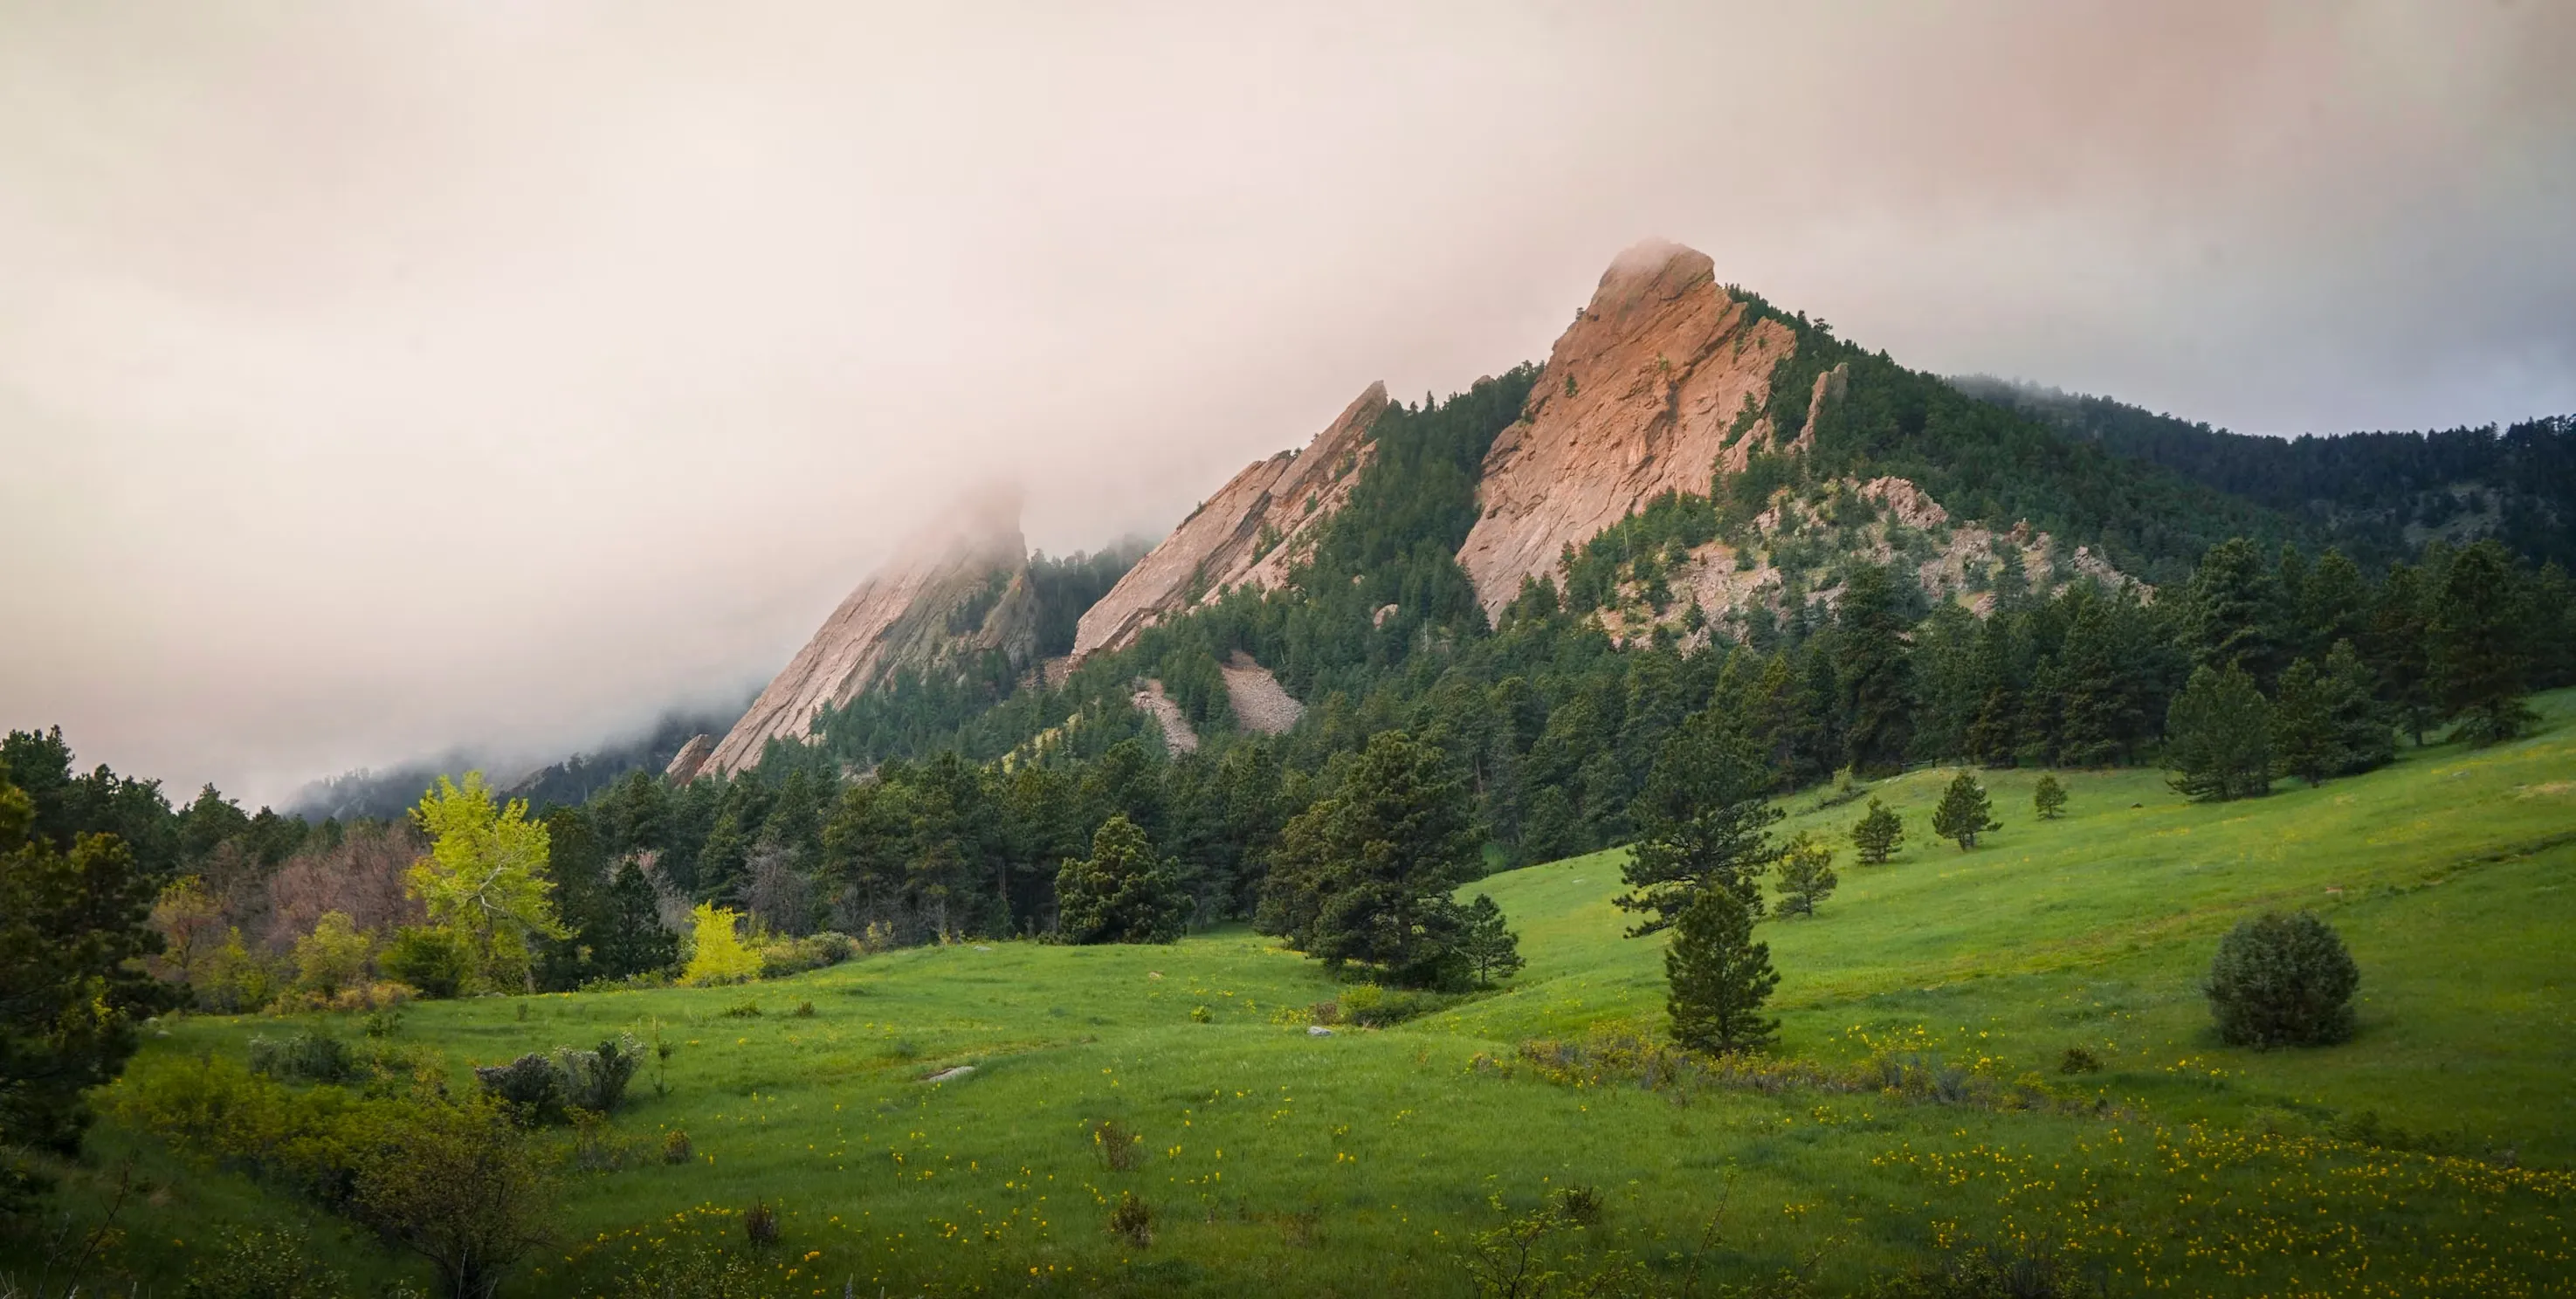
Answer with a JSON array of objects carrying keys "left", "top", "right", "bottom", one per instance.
[
  {"left": 1931, "top": 773, "right": 2000, "bottom": 850},
  {"left": 1457, "top": 893, "right": 1526, "bottom": 988},
  {"left": 2033, "top": 774, "right": 2068, "bottom": 821},
  {"left": 1850, "top": 798, "right": 1904, "bottom": 864},
  {"left": 1665, "top": 883, "right": 1778, "bottom": 1054},
  {"left": 2207, "top": 911, "right": 2360, "bottom": 1048},
  {"left": 1772, "top": 832, "right": 1839, "bottom": 918},
  {"left": 2166, "top": 665, "right": 2274, "bottom": 802},
  {"left": 1621, "top": 708, "right": 1781, "bottom": 934},
  {"left": 1257, "top": 731, "right": 1479, "bottom": 987},
  {"left": 1055, "top": 814, "right": 1189, "bottom": 945}
]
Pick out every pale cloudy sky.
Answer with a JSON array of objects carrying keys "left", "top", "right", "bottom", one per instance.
[{"left": 4, "top": 1, "right": 2571, "bottom": 802}]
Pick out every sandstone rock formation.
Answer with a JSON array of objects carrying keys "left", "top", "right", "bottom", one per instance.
[
  {"left": 664, "top": 733, "right": 715, "bottom": 784},
  {"left": 1071, "top": 381, "right": 1390, "bottom": 660},
  {"left": 1457, "top": 240, "right": 1801, "bottom": 616},
  {"left": 698, "top": 496, "right": 1037, "bottom": 779}
]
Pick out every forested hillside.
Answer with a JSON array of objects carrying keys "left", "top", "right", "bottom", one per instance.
[{"left": 1953, "top": 375, "right": 2576, "bottom": 567}]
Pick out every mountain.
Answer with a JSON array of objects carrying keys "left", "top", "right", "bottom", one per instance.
[
  {"left": 1072, "top": 381, "right": 1390, "bottom": 660},
  {"left": 1457, "top": 239, "right": 1801, "bottom": 615},
  {"left": 1950, "top": 377, "right": 2576, "bottom": 567},
  {"left": 695, "top": 492, "right": 1039, "bottom": 780}
]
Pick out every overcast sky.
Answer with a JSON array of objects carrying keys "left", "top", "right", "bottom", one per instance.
[{"left": 5, "top": 1, "right": 2571, "bottom": 804}]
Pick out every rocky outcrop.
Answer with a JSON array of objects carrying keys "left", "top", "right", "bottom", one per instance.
[
  {"left": 1220, "top": 652, "right": 1304, "bottom": 735},
  {"left": 1457, "top": 240, "right": 1800, "bottom": 616},
  {"left": 1071, "top": 381, "right": 1390, "bottom": 660},
  {"left": 1131, "top": 679, "right": 1199, "bottom": 753},
  {"left": 664, "top": 733, "right": 715, "bottom": 784},
  {"left": 698, "top": 496, "right": 1037, "bottom": 780}
]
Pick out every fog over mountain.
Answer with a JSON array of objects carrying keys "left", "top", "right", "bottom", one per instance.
[{"left": 5, "top": 1, "right": 2571, "bottom": 803}]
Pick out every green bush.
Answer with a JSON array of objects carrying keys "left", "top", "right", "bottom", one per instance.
[
  {"left": 757, "top": 931, "right": 860, "bottom": 979},
  {"left": 472, "top": 1054, "right": 566, "bottom": 1124},
  {"left": 247, "top": 1031, "right": 356, "bottom": 1084},
  {"left": 2207, "top": 911, "right": 2359, "bottom": 1048},
  {"left": 379, "top": 926, "right": 473, "bottom": 999},
  {"left": 180, "top": 1226, "right": 348, "bottom": 1299},
  {"left": 553, "top": 1034, "right": 644, "bottom": 1113}
]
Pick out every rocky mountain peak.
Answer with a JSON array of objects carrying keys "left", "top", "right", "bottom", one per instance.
[
  {"left": 1071, "top": 381, "right": 1390, "bottom": 660},
  {"left": 696, "top": 491, "right": 1035, "bottom": 780},
  {"left": 1457, "top": 239, "right": 1801, "bottom": 615}
]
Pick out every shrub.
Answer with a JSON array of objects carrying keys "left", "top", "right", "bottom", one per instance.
[
  {"left": 349, "top": 1094, "right": 557, "bottom": 1299},
  {"left": 1549, "top": 1185, "right": 1605, "bottom": 1227},
  {"left": 473, "top": 1054, "right": 567, "bottom": 1124},
  {"left": 757, "top": 931, "right": 859, "bottom": 979},
  {"left": 2034, "top": 774, "right": 2068, "bottom": 821},
  {"left": 1092, "top": 1119, "right": 1141, "bottom": 1172},
  {"left": 1106, "top": 1191, "right": 1153, "bottom": 1247},
  {"left": 248, "top": 1031, "right": 357, "bottom": 1084},
  {"left": 1851, "top": 798, "right": 1904, "bottom": 864},
  {"left": 554, "top": 1034, "right": 644, "bottom": 1114},
  {"left": 380, "top": 926, "right": 474, "bottom": 1000},
  {"left": 720, "top": 1000, "right": 761, "bottom": 1019},
  {"left": 682, "top": 904, "right": 761, "bottom": 986},
  {"left": 180, "top": 1226, "right": 350, "bottom": 1299},
  {"left": 743, "top": 1199, "right": 781, "bottom": 1247},
  {"left": 362, "top": 1009, "right": 403, "bottom": 1039},
  {"left": 662, "top": 1129, "right": 694, "bottom": 1164},
  {"left": 1190, "top": 1005, "right": 1212, "bottom": 1023},
  {"left": 2207, "top": 911, "right": 2359, "bottom": 1048},
  {"left": 289, "top": 911, "right": 375, "bottom": 1000},
  {"left": 791, "top": 1000, "right": 816, "bottom": 1019},
  {"left": 2057, "top": 1046, "right": 2104, "bottom": 1075}
]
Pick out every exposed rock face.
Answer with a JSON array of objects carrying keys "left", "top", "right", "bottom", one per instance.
[
  {"left": 1457, "top": 240, "right": 1800, "bottom": 616},
  {"left": 1220, "top": 652, "right": 1305, "bottom": 735},
  {"left": 1131, "top": 679, "right": 1199, "bottom": 753},
  {"left": 699, "top": 497, "right": 1037, "bottom": 779},
  {"left": 1071, "top": 381, "right": 1390, "bottom": 660},
  {"left": 664, "top": 733, "right": 714, "bottom": 784}
]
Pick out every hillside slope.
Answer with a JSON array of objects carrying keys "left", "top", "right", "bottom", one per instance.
[{"left": 72, "top": 692, "right": 2576, "bottom": 1297}]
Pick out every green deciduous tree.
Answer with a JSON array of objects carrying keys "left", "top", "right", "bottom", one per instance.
[
  {"left": 1620, "top": 710, "right": 1781, "bottom": 935},
  {"left": 1055, "top": 814, "right": 1189, "bottom": 945},
  {"left": 409, "top": 773, "right": 566, "bottom": 993},
  {"left": 680, "top": 904, "right": 759, "bottom": 986},
  {"left": 1930, "top": 773, "right": 2000, "bottom": 849},
  {"left": 1664, "top": 885, "right": 1777, "bottom": 1054},
  {"left": 2166, "top": 666, "right": 2273, "bottom": 802}
]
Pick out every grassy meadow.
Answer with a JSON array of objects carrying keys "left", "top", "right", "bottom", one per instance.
[{"left": 36, "top": 691, "right": 2576, "bottom": 1296}]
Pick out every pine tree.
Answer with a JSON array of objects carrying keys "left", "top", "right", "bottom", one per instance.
[
  {"left": 2269, "top": 658, "right": 2339, "bottom": 787},
  {"left": 1259, "top": 732, "right": 1478, "bottom": 986},
  {"left": 1772, "top": 833, "right": 1839, "bottom": 918},
  {"left": 2364, "top": 563, "right": 2435, "bottom": 746},
  {"left": 2054, "top": 596, "right": 2134, "bottom": 766},
  {"left": 2166, "top": 666, "right": 2273, "bottom": 802},
  {"left": 1621, "top": 711, "right": 1781, "bottom": 935},
  {"left": 1457, "top": 894, "right": 1526, "bottom": 988},
  {"left": 2320, "top": 642, "right": 2396, "bottom": 775},
  {"left": 2033, "top": 774, "right": 2067, "bottom": 821},
  {"left": 1664, "top": 884, "right": 1778, "bottom": 1054},
  {"left": 1056, "top": 814, "right": 1189, "bottom": 945},
  {"left": 2428, "top": 540, "right": 2536, "bottom": 746},
  {"left": 2297, "top": 549, "right": 2373, "bottom": 663},
  {"left": 1850, "top": 798, "right": 1904, "bottom": 864},
  {"left": 1836, "top": 565, "right": 1915, "bottom": 777},
  {"left": 1930, "top": 773, "right": 2001, "bottom": 849},
  {"left": 2186, "top": 538, "right": 2290, "bottom": 687}
]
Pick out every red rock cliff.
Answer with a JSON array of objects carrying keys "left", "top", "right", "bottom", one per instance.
[
  {"left": 1457, "top": 240, "right": 1798, "bottom": 616},
  {"left": 699, "top": 495, "right": 1034, "bottom": 779},
  {"left": 1071, "top": 381, "right": 1389, "bottom": 660}
]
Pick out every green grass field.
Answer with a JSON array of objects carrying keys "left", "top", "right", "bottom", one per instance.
[{"left": 31, "top": 692, "right": 2576, "bottom": 1296}]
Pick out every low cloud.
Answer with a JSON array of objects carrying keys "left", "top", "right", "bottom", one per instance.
[{"left": 4, "top": 1, "right": 2569, "bottom": 801}]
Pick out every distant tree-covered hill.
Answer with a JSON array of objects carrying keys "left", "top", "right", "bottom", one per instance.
[{"left": 1950, "top": 376, "right": 2576, "bottom": 569}]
